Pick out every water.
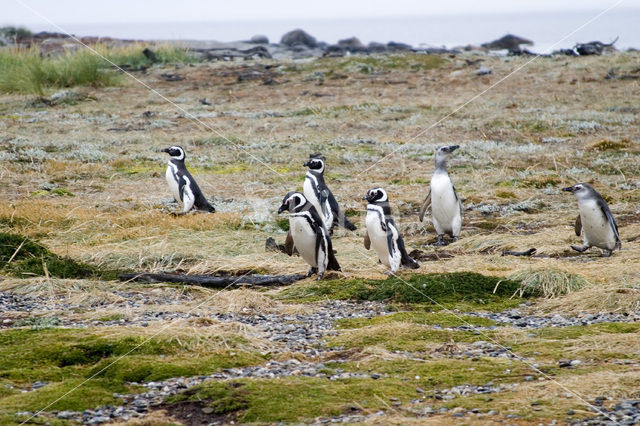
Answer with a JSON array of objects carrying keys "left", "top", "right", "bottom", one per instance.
[{"left": 28, "top": 9, "right": 640, "bottom": 52}]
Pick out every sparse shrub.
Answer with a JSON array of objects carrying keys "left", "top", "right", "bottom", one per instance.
[{"left": 509, "top": 268, "right": 588, "bottom": 298}]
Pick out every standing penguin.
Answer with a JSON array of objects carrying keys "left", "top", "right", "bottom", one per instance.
[
  {"left": 364, "top": 187, "right": 419, "bottom": 274},
  {"left": 303, "top": 153, "right": 357, "bottom": 234},
  {"left": 562, "top": 183, "right": 621, "bottom": 256},
  {"left": 278, "top": 191, "right": 341, "bottom": 280},
  {"left": 162, "top": 146, "right": 215, "bottom": 214},
  {"left": 419, "top": 145, "right": 462, "bottom": 246}
]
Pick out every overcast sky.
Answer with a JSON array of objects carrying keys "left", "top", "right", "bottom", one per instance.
[{"left": 4, "top": 0, "right": 640, "bottom": 25}]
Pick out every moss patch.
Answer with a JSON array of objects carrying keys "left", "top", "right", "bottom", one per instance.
[
  {"left": 279, "top": 272, "right": 524, "bottom": 310},
  {"left": 0, "top": 232, "right": 118, "bottom": 279},
  {"left": 0, "top": 328, "right": 265, "bottom": 415}
]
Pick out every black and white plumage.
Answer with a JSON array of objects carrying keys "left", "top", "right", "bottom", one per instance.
[
  {"left": 562, "top": 183, "right": 621, "bottom": 257},
  {"left": 364, "top": 188, "right": 419, "bottom": 274},
  {"left": 303, "top": 153, "right": 357, "bottom": 234},
  {"left": 419, "top": 145, "right": 462, "bottom": 246},
  {"left": 162, "top": 146, "right": 215, "bottom": 214},
  {"left": 278, "top": 191, "right": 341, "bottom": 280}
]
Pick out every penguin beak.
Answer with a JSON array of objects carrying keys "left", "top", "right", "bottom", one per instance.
[
  {"left": 303, "top": 161, "right": 310, "bottom": 167},
  {"left": 161, "top": 148, "right": 170, "bottom": 154},
  {"left": 277, "top": 201, "right": 288, "bottom": 214},
  {"left": 562, "top": 186, "right": 575, "bottom": 193},
  {"left": 449, "top": 145, "right": 460, "bottom": 152}
]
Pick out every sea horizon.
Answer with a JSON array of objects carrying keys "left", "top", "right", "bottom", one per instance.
[{"left": 6, "top": 8, "right": 640, "bottom": 53}]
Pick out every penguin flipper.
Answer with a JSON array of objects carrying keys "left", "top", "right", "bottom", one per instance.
[
  {"left": 181, "top": 177, "right": 196, "bottom": 213},
  {"left": 574, "top": 215, "right": 582, "bottom": 236},
  {"left": 284, "top": 230, "right": 295, "bottom": 256},
  {"left": 597, "top": 199, "right": 621, "bottom": 249},
  {"left": 385, "top": 219, "right": 402, "bottom": 272},
  {"left": 363, "top": 231, "right": 371, "bottom": 250},
  {"left": 453, "top": 185, "right": 463, "bottom": 217},
  {"left": 418, "top": 190, "right": 431, "bottom": 222}
]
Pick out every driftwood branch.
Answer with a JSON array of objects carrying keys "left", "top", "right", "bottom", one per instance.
[{"left": 120, "top": 272, "right": 307, "bottom": 288}]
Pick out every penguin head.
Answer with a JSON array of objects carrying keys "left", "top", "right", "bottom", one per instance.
[
  {"left": 435, "top": 145, "right": 459, "bottom": 162},
  {"left": 562, "top": 183, "right": 594, "bottom": 200},
  {"left": 278, "top": 191, "right": 307, "bottom": 213},
  {"left": 363, "top": 187, "right": 388, "bottom": 203},
  {"left": 303, "top": 153, "right": 325, "bottom": 174},
  {"left": 162, "top": 146, "right": 186, "bottom": 161}
]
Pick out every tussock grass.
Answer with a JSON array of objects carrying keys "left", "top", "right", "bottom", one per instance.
[
  {"left": 0, "top": 43, "right": 196, "bottom": 94},
  {"left": 0, "top": 47, "right": 119, "bottom": 94},
  {"left": 509, "top": 268, "right": 589, "bottom": 298}
]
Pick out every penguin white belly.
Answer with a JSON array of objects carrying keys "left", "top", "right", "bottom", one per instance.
[
  {"left": 289, "top": 216, "right": 318, "bottom": 267},
  {"left": 430, "top": 174, "right": 460, "bottom": 235},
  {"left": 166, "top": 164, "right": 181, "bottom": 203},
  {"left": 366, "top": 211, "right": 391, "bottom": 267},
  {"left": 578, "top": 200, "right": 616, "bottom": 249}
]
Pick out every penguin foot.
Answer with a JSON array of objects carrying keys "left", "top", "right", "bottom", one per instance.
[
  {"left": 434, "top": 235, "right": 447, "bottom": 246},
  {"left": 307, "top": 267, "right": 318, "bottom": 277},
  {"left": 316, "top": 272, "right": 324, "bottom": 281},
  {"left": 601, "top": 249, "right": 613, "bottom": 257},
  {"left": 571, "top": 245, "right": 589, "bottom": 253},
  {"left": 451, "top": 236, "right": 459, "bottom": 243},
  {"left": 384, "top": 269, "right": 395, "bottom": 276}
]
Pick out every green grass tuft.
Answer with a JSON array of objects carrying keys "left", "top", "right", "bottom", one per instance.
[{"left": 509, "top": 268, "right": 589, "bottom": 298}]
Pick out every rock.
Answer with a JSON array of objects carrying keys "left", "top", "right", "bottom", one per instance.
[
  {"left": 280, "top": 29, "right": 317, "bottom": 48},
  {"left": 202, "top": 406, "right": 214, "bottom": 414},
  {"left": 249, "top": 34, "right": 269, "bottom": 44},
  {"left": 575, "top": 37, "right": 618, "bottom": 56},
  {"left": 367, "top": 42, "right": 387, "bottom": 53},
  {"left": 386, "top": 41, "right": 412, "bottom": 51},
  {"left": 482, "top": 34, "right": 533, "bottom": 50},
  {"left": 338, "top": 37, "right": 364, "bottom": 48}
]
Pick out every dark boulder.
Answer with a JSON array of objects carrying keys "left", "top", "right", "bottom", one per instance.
[
  {"left": 338, "top": 37, "right": 364, "bottom": 48},
  {"left": 249, "top": 34, "right": 269, "bottom": 44},
  {"left": 482, "top": 34, "right": 533, "bottom": 50},
  {"left": 368, "top": 42, "right": 387, "bottom": 53},
  {"left": 386, "top": 41, "right": 412, "bottom": 51},
  {"left": 575, "top": 37, "right": 618, "bottom": 55},
  {"left": 280, "top": 29, "right": 317, "bottom": 48}
]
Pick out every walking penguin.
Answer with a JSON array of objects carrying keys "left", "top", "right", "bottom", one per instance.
[
  {"left": 303, "top": 153, "right": 357, "bottom": 234},
  {"left": 563, "top": 183, "right": 621, "bottom": 256},
  {"left": 162, "top": 146, "right": 215, "bottom": 214},
  {"left": 419, "top": 145, "right": 462, "bottom": 246},
  {"left": 364, "top": 187, "right": 419, "bottom": 274},
  {"left": 278, "top": 191, "right": 341, "bottom": 280}
]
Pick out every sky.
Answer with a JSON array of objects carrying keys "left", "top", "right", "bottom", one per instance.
[{"left": 4, "top": 0, "right": 640, "bottom": 25}]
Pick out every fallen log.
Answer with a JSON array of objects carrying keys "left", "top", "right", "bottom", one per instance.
[{"left": 120, "top": 272, "right": 307, "bottom": 288}]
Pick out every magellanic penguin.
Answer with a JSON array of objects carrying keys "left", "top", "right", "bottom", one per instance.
[
  {"left": 162, "top": 146, "right": 215, "bottom": 214},
  {"left": 562, "top": 183, "right": 621, "bottom": 257},
  {"left": 419, "top": 145, "right": 462, "bottom": 246},
  {"left": 303, "top": 153, "right": 357, "bottom": 234},
  {"left": 364, "top": 187, "right": 419, "bottom": 274},
  {"left": 278, "top": 191, "right": 341, "bottom": 280}
]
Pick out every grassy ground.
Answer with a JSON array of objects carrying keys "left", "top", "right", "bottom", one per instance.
[{"left": 0, "top": 46, "right": 639, "bottom": 424}]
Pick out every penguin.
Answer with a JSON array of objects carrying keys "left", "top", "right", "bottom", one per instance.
[
  {"left": 303, "top": 153, "right": 357, "bottom": 234},
  {"left": 419, "top": 145, "right": 462, "bottom": 246},
  {"left": 162, "top": 146, "right": 215, "bottom": 214},
  {"left": 278, "top": 191, "right": 341, "bottom": 280},
  {"left": 364, "top": 187, "right": 419, "bottom": 274},
  {"left": 562, "top": 183, "right": 621, "bottom": 257}
]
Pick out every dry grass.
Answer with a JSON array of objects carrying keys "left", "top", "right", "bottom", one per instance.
[{"left": 1, "top": 50, "right": 639, "bottom": 422}]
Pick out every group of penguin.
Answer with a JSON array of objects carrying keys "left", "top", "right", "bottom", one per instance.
[{"left": 163, "top": 144, "right": 622, "bottom": 280}]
